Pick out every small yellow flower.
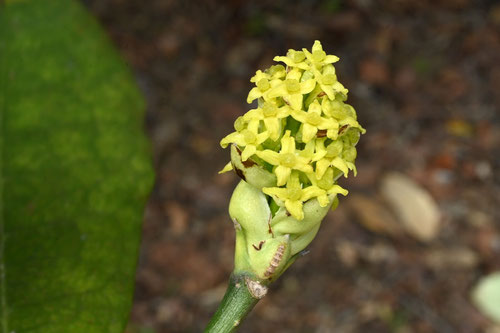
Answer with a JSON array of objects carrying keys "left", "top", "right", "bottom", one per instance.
[
  {"left": 247, "top": 75, "right": 283, "bottom": 104},
  {"left": 220, "top": 120, "right": 269, "bottom": 161},
  {"left": 256, "top": 130, "right": 313, "bottom": 186},
  {"left": 298, "top": 139, "right": 327, "bottom": 162},
  {"left": 268, "top": 64, "right": 287, "bottom": 79},
  {"left": 250, "top": 65, "right": 286, "bottom": 83},
  {"left": 321, "top": 98, "right": 365, "bottom": 133},
  {"left": 247, "top": 78, "right": 272, "bottom": 104},
  {"left": 290, "top": 100, "right": 339, "bottom": 142},
  {"left": 306, "top": 168, "right": 348, "bottom": 207},
  {"left": 250, "top": 70, "right": 269, "bottom": 83},
  {"left": 314, "top": 138, "right": 358, "bottom": 179},
  {"left": 311, "top": 64, "right": 348, "bottom": 99},
  {"left": 243, "top": 103, "right": 291, "bottom": 141},
  {"left": 302, "top": 40, "right": 340, "bottom": 69},
  {"left": 267, "top": 69, "right": 316, "bottom": 110},
  {"left": 273, "top": 49, "right": 309, "bottom": 70},
  {"left": 263, "top": 172, "right": 325, "bottom": 220}
]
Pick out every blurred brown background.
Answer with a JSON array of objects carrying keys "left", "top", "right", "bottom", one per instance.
[{"left": 84, "top": 0, "right": 500, "bottom": 332}]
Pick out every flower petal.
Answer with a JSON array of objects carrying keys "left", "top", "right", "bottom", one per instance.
[
  {"left": 315, "top": 158, "right": 330, "bottom": 180},
  {"left": 218, "top": 161, "right": 233, "bottom": 174},
  {"left": 220, "top": 132, "right": 245, "bottom": 148},
  {"left": 243, "top": 108, "right": 264, "bottom": 121},
  {"left": 275, "top": 165, "right": 291, "bottom": 186},
  {"left": 247, "top": 87, "right": 262, "bottom": 103},
  {"left": 346, "top": 161, "right": 358, "bottom": 176},
  {"left": 327, "top": 184, "right": 348, "bottom": 196},
  {"left": 262, "top": 186, "right": 288, "bottom": 199},
  {"left": 268, "top": 83, "right": 288, "bottom": 99},
  {"left": 256, "top": 131, "right": 270, "bottom": 144},
  {"left": 287, "top": 93, "right": 303, "bottom": 111},
  {"left": 250, "top": 70, "right": 268, "bottom": 83},
  {"left": 300, "top": 79, "right": 316, "bottom": 94},
  {"left": 294, "top": 156, "right": 314, "bottom": 173},
  {"left": 301, "top": 186, "right": 325, "bottom": 201},
  {"left": 241, "top": 145, "right": 257, "bottom": 161},
  {"left": 318, "top": 118, "right": 339, "bottom": 131},
  {"left": 320, "top": 83, "right": 336, "bottom": 100},
  {"left": 330, "top": 156, "right": 349, "bottom": 175},
  {"left": 302, "top": 123, "right": 318, "bottom": 143},
  {"left": 332, "top": 81, "right": 348, "bottom": 95},
  {"left": 264, "top": 118, "right": 280, "bottom": 141},
  {"left": 308, "top": 100, "right": 322, "bottom": 114},
  {"left": 311, "top": 40, "right": 323, "bottom": 53},
  {"left": 317, "top": 193, "right": 330, "bottom": 207},
  {"left": 281, "top": 131, "right": 295, "bottom": 153},
  {"left": 290, "top": 110, "right": 307, "bottom": 123},
  {"left": 273, "top": 56, "right": 296, "bottom": 68},
  {"left": 276, "top": 105, "right": 291, "bottom": 118},
  {"left": 285, "top": 199, "right": 304, "bottom": 220},
  {"left": 257, "top": 149, "right": 281, "bottom": 165},
  {"left": 324, "top": 55, "right": 339, "bottom": 64},
  {"left": 302, "top": 48, "right": 313, "bottom": 62}
]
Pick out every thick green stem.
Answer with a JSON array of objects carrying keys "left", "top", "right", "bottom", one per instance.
[{"left": 205, "top": 274, "right": 265, "bottom": 332}]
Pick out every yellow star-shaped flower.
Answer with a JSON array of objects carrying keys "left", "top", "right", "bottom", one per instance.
[
  {"left": 267, "top": 69, "right": 316, "bottom": 110},
  {"left": 273, "top": 49, "right": 309, "bottom": 70},
  {"left": 321, "top": 98, "right": 366, "bottom": 134},
  {"left": 220, "top": 120, "right": 269, "bottom": 161},
  {"left": 256, "top": 130, "right": 313, "bottom": 186},
  {"left": 311, "top": 64, "right": 348, "bottom": 99},
  {"left": 298, "top": 139, "right": 327, "bottom": 162},
  {"left": 314, "top": 138, "right": 357, "bottom": 179},
  {"left": 306, "top": 168, "right": 348, "bottom": 207},
  {"left": 243, "top": 103, "right": 291, "bottom": 141},
  {"left": 263, "top": 172, "right": 325, "bottom": 220},
  {"left": 250, "top": 65, "right": 286, "bottom": 83},
  {"left": 247, "top": 74, "right": 284, "bottom": 104},
  {"left": 290, "top": 100, "right": 339, "bottom": 143},
  {"left": 302, "top": 40, "right": 340, "bottom": 70}
]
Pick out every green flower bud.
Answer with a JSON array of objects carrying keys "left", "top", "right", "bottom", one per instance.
[
  {"left": 267, "top": 64, "right": 285, "bottom": 77},
  {"left": 229, "top": 181, "right": 291, "bottom": 280},
  {"left": 270, "top": 194, "right": 334, "bottom": 256},
  {"left": 229, "top": 180, "right": 336, "bottom": 282},
  {"left": 342, "top": 146, "right": 357, "bottom": 162},
  {"left": 326, "top": 140, "right": 343, "bottom": 157}
]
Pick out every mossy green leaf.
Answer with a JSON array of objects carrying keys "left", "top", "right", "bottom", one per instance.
[{"left": 0, "top": 0, "right": 154, "bottom": 332}]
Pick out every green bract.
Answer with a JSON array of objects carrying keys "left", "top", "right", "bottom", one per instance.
[
  {"left": 229, "top": 181, "right": 333, "bottom": 281},
  {"left": 220, "top": 40, "right": 364, "bottom": 282}
]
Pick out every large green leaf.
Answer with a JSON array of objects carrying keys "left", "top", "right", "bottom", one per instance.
[{"left": 0, "top": 0, "right": 154, "bottom": 332}]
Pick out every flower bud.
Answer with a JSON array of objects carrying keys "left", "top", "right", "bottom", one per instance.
[{"left": 229, "top": 180, "right": 338, "bottom": 281}]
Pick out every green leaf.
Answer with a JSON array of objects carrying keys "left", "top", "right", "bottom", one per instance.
[
  {"left": 0, "top": 0, "right": 154, "bottom": 332},
  {"left": 472, "top": 272, "right": 500, "bottom": 324}
]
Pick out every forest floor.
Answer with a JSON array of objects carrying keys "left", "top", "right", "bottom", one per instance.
[{"left": 86, "top": 1, "right": 500, "bottom": 332}]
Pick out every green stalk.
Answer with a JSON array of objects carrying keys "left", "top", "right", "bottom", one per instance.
[{"left": 205, "top": 274, "right": 266, "bottom": 332}]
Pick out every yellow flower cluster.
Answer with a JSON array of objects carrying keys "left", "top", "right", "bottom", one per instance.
[{"left": 220, "top": 41, "right": 365, "bottom": 220}]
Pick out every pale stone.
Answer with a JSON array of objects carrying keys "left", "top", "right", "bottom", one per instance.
[{"left": 381, "top": 173, "right": 441, "bottom": 242}]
